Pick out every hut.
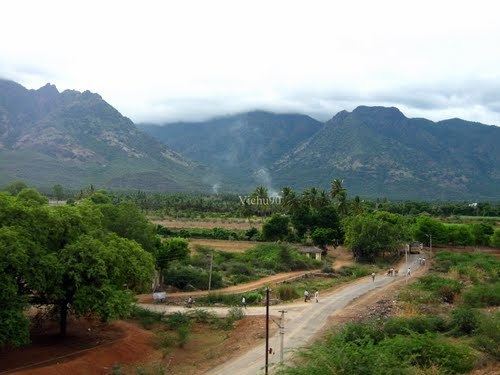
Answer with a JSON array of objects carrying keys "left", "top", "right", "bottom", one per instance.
[{"left": 299, "top": 246, "right": 323, "bottom": 261}]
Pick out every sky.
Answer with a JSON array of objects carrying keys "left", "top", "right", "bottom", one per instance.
[{"left": 1, "top": 0, "right": 500, "bottom": 125}]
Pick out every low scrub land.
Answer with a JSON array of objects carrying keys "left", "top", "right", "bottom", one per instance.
[
  {"left": 279, "top": 251, "right": 500, "bottom": 374},
  {"left": 164, "top": 243, "right": 320, "bottom": 291}
]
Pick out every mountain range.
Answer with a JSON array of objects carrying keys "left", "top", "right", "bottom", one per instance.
[
  {"left": 0, "top": 79, "right": 205, "bottom": 191},
  {"left": 140, "top": 107, "right": 500, "bottom": 200},
  {"left": 1, "top": 79, "right": 499, "bottom": 199}
]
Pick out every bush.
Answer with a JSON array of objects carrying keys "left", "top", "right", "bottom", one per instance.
[
  {"left": 227, "top": 306, "right": 245, "bottom": 321},
  {"left": 164, "top": 263, "right": 223, "bottom": 290},
  {"left": 473, "top": 312, "right": 500, "bottom": 359},
  {"left": 380, "top": 333, "right": 475, "bottom": 374},
  {"left": 383, "top": 315, "right": 448, "bottom": 336},
  {"left": 188, "top": 309, "right": 218, "bottom": 324},
  {"left": 176, "top": 325, "right": 191, "bottom": 348},
  {"left": 262, "top": 214, "right": 291, "bottom": 241},
  {"left": 415, "top": 275, "right": 462, "bottom": 303},
  {"left": 277, "top": 284, "right": 300, "bottom": 301},
  {"left": 433, "top": 252, "right": 499, "bottom": 282},
  {"left": 491, "top": 229, "right": 500, "bottom": 248},
  {"left": 130, "top": 306, "right": 163, "bottom": 329},
  {"left": 450, "top": 307, "right": 480, "bottom": 335},
  {"left": 243, "top": 243, "right": 318, "bottom": 272},
  {"left": 165, "top": 312, "right": 191, "bottom": 329},
  {"left": 339, "top": 322, "right": 385, "bottom": 345},
  {"left": 462, "top": 282, "right": 500, "bottom": 307},
  {"left": 245, "top": 291, "right": 263, "bottom": 304}
]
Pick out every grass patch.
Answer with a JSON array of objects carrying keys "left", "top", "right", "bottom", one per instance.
[{"left": 462, "top": 282, "right": 500, "bottom": 307}]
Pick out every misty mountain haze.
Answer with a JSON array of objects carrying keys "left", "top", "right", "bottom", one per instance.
[
  {"left": 141, "top": 106, "right": 500, "bottom": 200},
  {"left": 1, "top": 79, "right": 499, "bottom": 199}
]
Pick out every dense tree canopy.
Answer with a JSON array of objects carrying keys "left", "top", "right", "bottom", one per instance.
[
  {"left": 0, "top": 189, "right": 156, "bottom": 346},
  {"left": 344, "top": 212, "right": 407, "bottom": 261}
]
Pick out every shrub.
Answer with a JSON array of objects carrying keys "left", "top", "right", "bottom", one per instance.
[
  {"left": 227, "top": 306, "right": 245, "bottom": 321},
  {"left": 473, "top": 312, "right": 500, "bottom": 359},
  {"left": 338, "top": 322, "right": 385, "bottom": 345},
  {"left": 188, "top": 309, "right": 218, "bottom": 324},
  {"left": 383, "top": 315, "right": 448, "bottom": 336},
  {"left": 450, "top": 307, "right": 480, "bottom": 335},
  {"left": 165, "top": 312, "right": 191, "bottom": 329},
  {"left": 176, "top": 325, "right": 191, "bottom": 348},
  {"left": 243, "top": 243, "right": 317, "bottom": 272},
  {"left": 197, "top": 293, "right": 241, "bottom": 306},
  {"left": 415, "top": 275, "right": 462, "bottom": 303},
  {"left": 462, "top": 282, "right": 500, "bottom": 307},
  {"left": 277, "top": 284, "right": 300, "bottom": 301},
  {"left": 130, "top": 306, "right": 163, "bottom": 329},
  {"left": 154, "top": 331, "right": 177, "bottom": 350},
  {"left": 164, "top": 263, "right": 223, "bottom": 290},
  {"left": 491, "top": 229, "right": 500, "bottom": 248},
  {"left": 380, "top": 333, "right": 475, "bottom": 374},
  {"left": 245, "top": 291, "right": 263, "bottom": 304}
]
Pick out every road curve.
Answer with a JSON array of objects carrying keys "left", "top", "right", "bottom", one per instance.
[{"left": 206, "top": 254, "right": 422, "bottom": 375}]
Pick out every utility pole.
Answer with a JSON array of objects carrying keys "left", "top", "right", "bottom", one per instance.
[
  {"left": 429, "top": 234, "right": 432, "bottom": 259},
  {"left": 405, "top": 243, "right": 409, "bottom": 283},
  {"left": 426, "top": 233, "right": 433, "bottom": 259},
  {"left": 265, "top": 288, "right": 270, "bottom": 375},
  {"left": 278, "top": 310, "right": 287, "bottom": 364},
  {"left": 208, "top": 251, "right": 214, "bottom": 291}
]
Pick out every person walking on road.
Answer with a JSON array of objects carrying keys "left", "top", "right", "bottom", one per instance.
[
  {"left": 371, "top": 272, "right": 376, "bottom": 282},
  {"left": 314, "top": 290, "right": 319, "bottom": 303},
  {"left": 241, "top": 296, "right": 247, "bottom": 309},
  {"left": 406, "top": 267, "right": 411, "bottom": 277},
  {"left": 304, "top": 290, "right": 310, "bottom": 302}
]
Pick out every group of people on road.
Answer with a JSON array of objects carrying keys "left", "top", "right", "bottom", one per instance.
[{"left": 304, "top": 290, "right": 320, "bottom": 303}]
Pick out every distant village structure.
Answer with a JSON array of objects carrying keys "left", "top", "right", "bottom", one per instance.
[{"left": 299, "top": 246, "right": 323, "bottom": 261}]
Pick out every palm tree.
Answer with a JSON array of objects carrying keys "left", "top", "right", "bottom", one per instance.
[
  {"left": 330, "top": 178, "right": 346, "bottom": 199},
  {"left": 281, "top": 187, "right": 298, "bottom": 212},
  {"left": 252, "top": 185, "right": 269, "bottom": 216}
]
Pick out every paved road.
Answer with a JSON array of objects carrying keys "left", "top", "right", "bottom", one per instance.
[{"left": 205, "top": 254, "right": 422, "bottom": 375}]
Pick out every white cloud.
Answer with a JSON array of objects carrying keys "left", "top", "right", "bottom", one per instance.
[{"left": 1, "top": 0, "right": 500, "bottom": 124}]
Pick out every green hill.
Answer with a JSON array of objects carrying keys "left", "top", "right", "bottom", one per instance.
[
  {"left": 273, "top": 106, "right": 500, "bottom": 200},
  {"left": 0, "top": 79, "right": 206, "bottom": 191}
]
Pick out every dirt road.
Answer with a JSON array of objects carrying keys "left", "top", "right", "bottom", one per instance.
[
  {"left": 205, "top": 254, "right": 423, "bottom": 374},
  {"left": 137, "top": 269, "right": 320, "bottom": 303}
]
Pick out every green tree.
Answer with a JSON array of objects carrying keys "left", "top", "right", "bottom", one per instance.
[
  {"left": 491, "top": 229, "right": 500, "bottom": 248},
  {"left": 0, "top": 227, "right": 32, "bottom": 347},
  {"left": 17, "top": 188, "right": 48, "bottom": 205},
  {"left": 0, "top": 191, "right": 155, "bottom": 340},
  {"left": 262, "top": 214, "right": 291, "bottom": 241},
  {"left": 157, "top": 237, "right": 189, "bottom": 273},
  {"left": 470, "top": 223, "right": 494, "bottom": 246},
  {"left": 447, "top": 225, "right": 474, "bottom": 246},
  {"left": 99, "top": 201, "right": 159, "bottom": 253},
  {"left": 344, "top": 213, "right": 402, "bottom": 261},
  {"left": 3, "top": 180, "right": 28, "bottom": 195},
  {"left": 49, "top": 234, "right": 154, "bottom": 335},
  {"left": 413, "top": 216, "right": 448, "bottom": 245},
  {"left": 52, "top": 184, "right": 64, "bottom": 201},
  {"left": 311, "top": 227, "right": 339, "bottom": 249}
]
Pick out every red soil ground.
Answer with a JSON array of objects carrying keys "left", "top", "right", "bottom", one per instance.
[{"left": 0, "top": 319, "right": 155, "bottom": 375}]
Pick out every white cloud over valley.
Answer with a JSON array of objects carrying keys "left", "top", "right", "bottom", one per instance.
[{"left": 1, "top": 0, "right": 500, "bottom": 125}]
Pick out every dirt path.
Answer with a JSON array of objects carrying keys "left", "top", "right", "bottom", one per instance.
[
  {"left": 138, "top": 249, "right": 354, "bottom": 304},
  {"left": 137, "top": 269, "right": 321, "bottom": 303},
  {"left": 203, "top": 254, "right": 424, "bottom": 375}
]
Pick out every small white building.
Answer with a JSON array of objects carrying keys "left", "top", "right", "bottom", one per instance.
[{"left": 300, "top": 246, "right": 323, "bottom": 261}]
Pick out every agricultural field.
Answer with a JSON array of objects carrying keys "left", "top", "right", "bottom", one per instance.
[
  {"left": 189, "top": 238, "right": 262, "bottom": 253},
  {"left": 151, "top": 217, "right": 263, "bottom": 230}
]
